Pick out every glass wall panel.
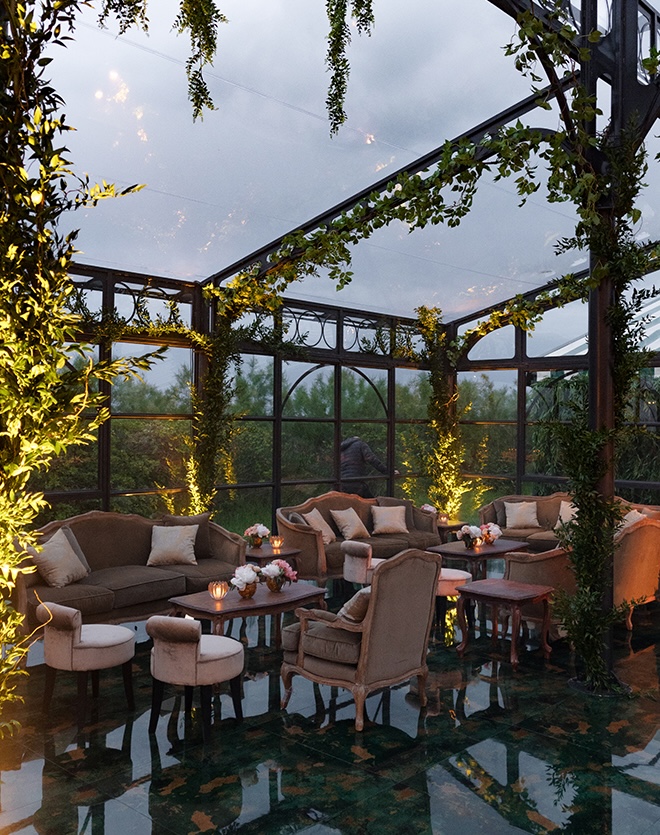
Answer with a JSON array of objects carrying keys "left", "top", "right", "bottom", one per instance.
[
  {"left": 282, "top": 363, "right": 334, "bottom": 418},
  {"left": 36, "top": 498, "right": 102, "bottom": 526},
  {"left": 458, "top": 371, "right": 517, "bottom": 420},
  {"left": 341, "top": 367, "right": 387, "bottom": 419},
  {"left": 521, "top": 481, "right": 566, "bottom": 497},
  {"left": 112, "top": 344, "right": 192, "bottom": 414},
  {"left": 464, "top": 325, "right": 515, "bottom": 360},
  {"left": 215, "top": 486, "right": 273, "bottom": 535},
  {"left": 110, "top": 494, "right": 167, "bottom": 517},
  {"left": 395, "top": 423, "right": 428, "bottom": 476},
  {"left": 462, "top": 424, "right": 518, "bottom": 475},
  {"left": 231, "top": 421, "right": 273, "bottom": 483},
  {"left": 30, "top": 436, "right": 99, "bottom": 492},
  {"left": 281, "top": 421, "right": 333, "bottom": 480},
  {"left": 110, "top": 418, "right": 191, "bottom": 491},
  {"left": 234, "top": 355, "right": 274, "bottom": 416},
  {"left": 526, "top": 300, "right": 588, "bottom": 357},
  {"left": 396, "top": 368, "right": 429, "bottom": 419},
  {"left": 280, "top": 483, "right": 335, "bottom": 509},
  {"left": 526, "top": 370, "right": 587, "bottom": 421}
]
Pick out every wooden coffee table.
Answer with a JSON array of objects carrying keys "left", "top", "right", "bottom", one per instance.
[
  {"left": 168, "top": 583, "right": 326, "bottom": 648},
  {"left": 455, "top": 578, "right": 554, "bottom": 670},
  {"left": 426, "top": 538, "right": 529, "bottom": 580}
]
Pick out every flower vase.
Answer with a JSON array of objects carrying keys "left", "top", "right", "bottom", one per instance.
[
  {"left": 482, "top": 533, "right": 493, "bottom": 545},
  {"left": 238, "top": 582, "right": 258, "bottom": 599},
  {"left": 251, "top": 536, "right": 263, "bottom": 548},
  {"left": 463, "top": 536, "right": 472, "bottom": 549},
  {"left": 265, "top": 575, "right": 285, "bottom": 593}
]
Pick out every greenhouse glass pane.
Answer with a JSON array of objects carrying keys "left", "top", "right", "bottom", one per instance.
[
  {"left": 112, "top": 344, "right": 193, "bottom": 414},
  {"left": 234, "top": 354, "right": 274, "bottom": 416},
  {"left": 282, "top": 363, "right": 334, "bottom": 418},
  {"left": 458, "top": 371, "right": 517, "bottom": 420},
  {"left": 110, "top": 419, "right": 191, "bottom": 490},
  {"left": 281, "top": 422, "right": 333, "bottom": 480},
  {"left": 231, "top": 421, "right": 273, "bottom": 482},
  {"left": 215, "top": 487, "right": 272, "bottom": 537},
  {"left": 526, "top": 300, "right": 588, "bottom": 357},
  {"left": 396, "top": 368, "right": 429, "bottom": 419},
  {"left": 461, "top": 424, "right": 518, "bottom": 476},
  {"left": 341, "top": 367, "right": 387, "bottom": 419},
  {"left": 31, "top": 435, "right": 99, "bottom": 492}
]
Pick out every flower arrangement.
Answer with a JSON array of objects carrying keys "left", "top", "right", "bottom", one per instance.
[
  {"left": 261, "top": 559, "right": 297, "bottom": 592},
  {"left": 230, "top": 563, "right": 261, "bottom": 591},
  {"left": 244, "top": 523, "right": 270, "bottom": 547},
  {"left": 456, "top": 524, "right": 483, "bottom": 548},
  {"left": 480, "top": 522, "right": 502, "bottom": 544},
  {"left": 421, "top": 503, "right": 437, "bottom": 514}
]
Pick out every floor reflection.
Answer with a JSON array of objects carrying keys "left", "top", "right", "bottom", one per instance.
[{"left": 1, "top": 594, "right": 659, "bottom": 834}]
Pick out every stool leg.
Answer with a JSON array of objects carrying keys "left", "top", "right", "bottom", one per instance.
[
  {"left": 229, "top": 674, "right": 243, "bottom": 721},
  {"left": 184, "top": 685, "right": 194, "bottom": 715},
  {"left": 77, "top": 671, "right": 89, "bottom": 726},
  {"left": 122, "top": 660, "right": 135, "bottom": 711},
  {"left": 43, "top": 667, "right": 56, "bottom": 713},
  {"left": 200, "top": 685, "right": 212, "bottom": 742},
  {"left": 149, "top": 679, "right": 165, "bottom": 733}
]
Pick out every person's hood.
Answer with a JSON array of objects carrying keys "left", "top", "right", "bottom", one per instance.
[{"left": 340, "top": 436, "right": 361, "bottom": 451}]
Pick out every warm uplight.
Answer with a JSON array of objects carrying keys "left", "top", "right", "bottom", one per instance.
[
  {"left": 270, "top": 535, "right": 284, "bottom": 549},
  {"left": 208, "top": 580, "right": 229, "bottom": 600}
]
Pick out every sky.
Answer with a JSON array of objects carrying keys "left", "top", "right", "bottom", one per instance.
[{"left": 48, "top": 0, "right": 660, "bottom": 334}]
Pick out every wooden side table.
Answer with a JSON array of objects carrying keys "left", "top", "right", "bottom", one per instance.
[
  {"left": 245, "top": 543, "right": 301, "bottom": 568},
  {"left": 455, "top": 579, "right": 554, "bottom": 670},
  {"left": 437, "top": 519, "right": 465, "bottom": 543}
]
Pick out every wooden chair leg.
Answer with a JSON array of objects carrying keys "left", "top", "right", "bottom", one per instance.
[
  {"left": 91, "top": 669, "right": 100, "bottom": 699},
  {"left": 200, "top": 685, "right": 212, "bottom": 742},
  {"left": 77, "top": 671, "right": 89, "bottom": 726},
  {"left": 184, "top": 685, "right": 194, "bottom": 715},
  {"left": 122, "top": 660, "right": 135, "bottom": 710},
  {"left": 149, "top": 678, "right": 165, "bottom": 733},
  {"left": 229, "top": 674, "right": 243, "bottom": 721},
  {"left": 43, "top": 666, "right": 56, "bottom": 713}
]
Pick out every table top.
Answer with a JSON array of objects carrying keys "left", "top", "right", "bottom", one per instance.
[
  {"left": 169, "top": 582, "right": 324, "bottom": 618},
  {"left": 245, "top": 544, "right": 301, "bottom": 564},
  {"left": 427, "top": 538, "right": 529, "bottom": 559},
  {"left": 456, "top": 578, "right": 554, "bottom": 602}
]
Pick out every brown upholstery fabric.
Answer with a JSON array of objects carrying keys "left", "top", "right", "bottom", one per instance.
[
  {"left": 64, "top": 512, "right": 157, "bottom": 570},
  {"left": 173, "top": 559, "right": 240, "bottom": 593},
  {"left": 376, "top": 496, "right": 415, "bottom": 531},
  {"left": 302, "top": 622, "right": 362, "bottom": 665},
  {"left": 404, "top": 530, "right": 443, "bottom": 550},
  {"left": 26, "top": 583, "right": 114, "bottom": 622},
  {"left": 161, "top": 512, "right": 212, "bottom": 559},
  {"left": 81, "top": 566, "right": 185, "bottom": 608}
]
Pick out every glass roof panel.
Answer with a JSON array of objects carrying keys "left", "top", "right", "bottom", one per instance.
[{"left": 48, "top": 0, "right": 660, "bottom": 321}]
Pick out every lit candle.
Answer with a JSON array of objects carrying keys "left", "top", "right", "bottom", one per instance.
[
  {"left": 270, "top": 535, "right": 284, "bottom": 550},
  {"left": 439, "top": 514, "right": 449, "bottom": 525},
  {"left": 208, "top": 580, "right": 229, "bottom": 600}
]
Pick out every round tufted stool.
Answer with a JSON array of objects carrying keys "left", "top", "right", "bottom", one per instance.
[
  {"left": 36, "top": 602, "right": 136, "bottom": 721},
  {"left": 146, "top": 615, "right": 244, "bottom": 742},
  {"left": 436, "top": 567, "right": 472, "bottom": 640}
]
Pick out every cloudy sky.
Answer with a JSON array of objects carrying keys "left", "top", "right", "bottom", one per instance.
[{"left": 49, "top": 0, "right": 660, "bottom": 336}]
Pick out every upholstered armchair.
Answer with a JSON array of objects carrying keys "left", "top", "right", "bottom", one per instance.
[
  {"left": 280, "top": 548, "right": 442, "bottom": 731},
  {"left": 341, "top": 540, "right": 385, "bottom": 585}
]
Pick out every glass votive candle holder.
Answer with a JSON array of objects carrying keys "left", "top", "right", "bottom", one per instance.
[
  {"left": 208, "top": 580, "right": 229, "bottom": 600},
  {"left": 270, "top": 535, "right": 284, "bottom": 549},
  {"left": 438, "top": 514, "right": 449, "bottom": 525}
]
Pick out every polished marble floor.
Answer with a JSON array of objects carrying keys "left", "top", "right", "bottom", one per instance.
[{"left": 2, "top": 587, "right": 660, "bottom": 835}]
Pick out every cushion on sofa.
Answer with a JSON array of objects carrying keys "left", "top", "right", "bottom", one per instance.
[
  {"left": 65, "top": 512, "right": 156, "bottom": 570},
  {"left": 330, "top": 508, "right": 369, "bottom": 539},
  {"left": 302, "top": 508, "right": 337, "bottom": 545},
  {"left": 81, "top": 566, "right": 186, "bottom": 608},
  {"left": 404, "top": 530, "right": 442, "bottom": 550},
  {"left": 28, "top": 528, "right": 90, "bottom": 588},
  {"left": 376, "top": 496, "right": 415, "bottom": 531},
  {"left": 371, "top": 505, "right": 408, "bottom": 535},
  {"left": 172, "top": 559, "right": 241, "bottom": 593},
  {"left": 26, "top": 582, "right": 115, "bottom": 623},
  {"left": 147, "top": 525, "right": 198, "bottom": 566},
  {"left": 161, "top": 512, "right": 212, "bottom": 559},
  {"left": 504, "top": 501, "right": 540, "bottom": 529},
  {"left": 555, "top": 500, "right": 577, "bottom": 528},
  {"left": 282, "top": 621, "right": 362, "bottom": 665}
]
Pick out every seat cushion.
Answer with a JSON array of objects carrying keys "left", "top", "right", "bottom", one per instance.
[
  {"left": 69, "top": 624, "right": 136, "bottom": 671},
  {"left": 282, "top": 621, "right": 362, "bottom": 665},
  {"left": 81, "top": 566, "right": 186, "bottom": 608},
  {"left": 437, "top": 568, "right": 472, "bottom": 597},
  {"left": 26, "top": 583, "right": 115, "bottom": 625},
  {"left": 172, "top": 559, "right": 239, "bottom": 593},
  {"left": 404, "top": 530, "right": 442, "bottom": 550},
  {"left": 365, "top": 535, "right": 410, "bottom": 559},
  {"left": 196, "top": 635, "right": 244, "bottom": 686}
]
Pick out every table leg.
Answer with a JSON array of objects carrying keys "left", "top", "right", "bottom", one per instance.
[
  {"left": 491, "top": 603, "right": 499, "bottom": 646},
  {"left": 456, "top": 594, "right": 469, "bottom": 657},
  {"left": 274, "top": 613, "right": 282, "bottom": 649},
  {"left": 540, "top": 598, "right": 552, "bottom": 660},
  {"left": 509, "top": 604, "right": 522, "bottom": 670},
  {"left": 212, "top": 616, "right": 226, "bottom": 637}
]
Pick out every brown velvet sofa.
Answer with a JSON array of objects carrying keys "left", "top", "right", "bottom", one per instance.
[
  {"left": 478, "top": 491, "right": 660, "bottom": 552},
  {"left": 15, "top": 510, "right": 246, "bottom": 630},
  {"left": 275, "top": 491, "right": 440, "bottom": 586}
]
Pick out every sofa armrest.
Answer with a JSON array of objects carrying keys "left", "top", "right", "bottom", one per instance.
[
  {"left": 276, "top": 511, "right": 327, "bottom": 580},
  {"left": 411, "top": 505, "right": 437, "bottom": 533},
  {"left": 209, "top": 522, "right": 246, "bottom": 567},
  {"left": 478, "top": 502, "right": 497, "bottom": 526}
]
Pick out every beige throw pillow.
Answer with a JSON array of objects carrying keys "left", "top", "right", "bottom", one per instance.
[
  {"left": 504, "top": 501, "right": 540, "bottom": 529},
  {"left": 302, "top": 508, "right": 336, "bottom": 545},
  {"left": 162, "top": 512, "right": 211, "bottom": 559},
  {"left": 621, "top": 508, "right": 645, "bottom": 528},
  {"left": 338, "top": 587, "right": 371, "bottom": 622},
  {"left": 330, "top": 507, "right": 370, "bottom": 540},
  {"left": 29, "top": 528, "right": 90, "bottom": 588},
  {"left": 371, "top": 505, "right": 408, "bottom": 535},
  {"left": 554, "top": 500, "right": 577, "bottom": 529},
  {"left": 148, "top": 524, "right": 198, "bottom": 566}
]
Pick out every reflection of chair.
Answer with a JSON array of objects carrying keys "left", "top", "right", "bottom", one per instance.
[
  {"left": 36, "top": 602, "right": 135, "bottom": 720},
  {"left": 281, "top": 549, "right": 441, "bottom": 731},
  {"left": 341, "top": 540, "right": 385, "bottom": 584},
  {"left": 146, "top": 615, "right": 244, "bottom": 742}
]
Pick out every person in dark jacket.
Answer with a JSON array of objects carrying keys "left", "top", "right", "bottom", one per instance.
[{"left": 340, "top": 436, "right": 394, "bottom": 498}]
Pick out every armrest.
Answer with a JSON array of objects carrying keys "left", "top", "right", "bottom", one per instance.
[
  {"left": 296, "top": 607, "right": 365, "bottom": 632},
  {"left": 412, "top": 505, "right": 437, "bottom": 533},
  {"left": 209, "top": 522, "right": 246, "bottom": 567},
  {"left": 504, "top": 548, "right": 575, "bottom": 593},
  {"left": 276, "top": 512, "right": 327, "bottom": 578}
]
